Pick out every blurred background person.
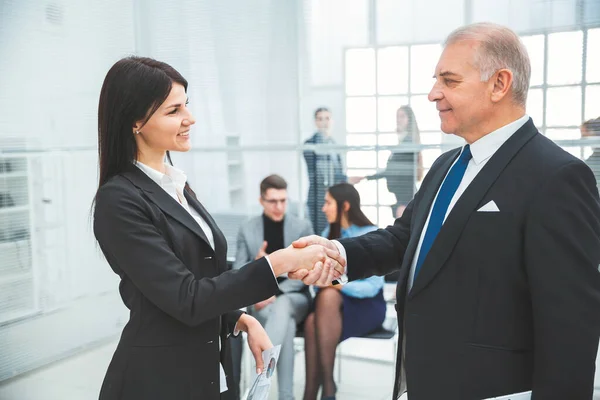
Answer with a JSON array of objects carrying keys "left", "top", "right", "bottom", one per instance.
[
  {"left": 581, "top": 117, "right": 600, "bottom": 184},
  {"left": 302, "top": 183, "right": 386, "bottom": 400},
  {"left": 359, "top": 105, "right": 423, "bottom": 218},
  {"left": 233, "top": 174, "right": 313, "bottom": 400},
  {"left": 304, "top": 108, "right": 355, "bottom": 235}
]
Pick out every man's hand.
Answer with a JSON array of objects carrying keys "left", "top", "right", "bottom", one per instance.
[
  {"left": 287, "top": 235, "right": 347, "bottom": 286},
  {"left": 292, "top": 235, "right": 339, "bottom": 252},
  {"left": 255, "top": 241, "right": 268, "bottom": 260},
  {"left": 254, "top": 295, "right": 276, "bottom": 311},
  {"left": 268, "top": 243, "right": 345, "bottom": 280}
]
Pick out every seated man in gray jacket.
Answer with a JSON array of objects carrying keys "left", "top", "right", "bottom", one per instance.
[{"left": 234, "top": 174, "right": 313, "bottom": 400}]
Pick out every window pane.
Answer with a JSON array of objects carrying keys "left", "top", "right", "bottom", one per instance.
[
  {"left": 378, "top": 206, "right": 395, "bottom": 228},
  {"left": 547, "top": 31, "right": 583, "bottom": 85},
  {"left": 521, "top": 35, "right": 544, "bottom": 86},
  {"left": 422, "top": 149, "right": 441, "bottom": 169},
  {"left": 585, "top": 85, "right": 600, "bottom": 121},
  {"left": 346, "top": 97, "right": 376, "bottom": 132},
  {"left": 378, "top": 133, "right": 399, "bottom": 146},
  {"left": 410, "top": 95, "right": 439, "bottom": 131},
  {"left": 526, "top": 88, "right": 544, "bottom": 127},
  {"left": 420, "top": 132, "right": 441, "bottom": 145},
  {"left": 347, "top": 150, "right": 377, "bottom": 168},
  {"left": 587, "top": 29, "right": 600, "bottom": 83},
  {"left": 361, "top": 206, "right": 378, "bottom": 225},
  {"left": 347, "top": 134, "right": 376, "bottom": 146},
  {"left": 410, "top": 44, "right": 442, "bottom": 94},
  {"left": 378, "top": 180, "right": 397, "bottom": 206},
  {"left": 546, "top": 129, "right": 583, "bottom": 158},
  {"left": 546, "top": 87, "right": 581, "bottom": 127},
  {"left": 345, "top": 48, "right": 376, "bottom": 95},
  {"left": 355, "top": 179, "right": 378, "bottom": 204},
  {"left": 377, "top": 46, "right": 409, "bottom": 94},
  {"left": 378, "top": 150, "right": 391, "bottom": 168},
  {"left": 378, "top": 96, "right": 408, "bottom": 131}
]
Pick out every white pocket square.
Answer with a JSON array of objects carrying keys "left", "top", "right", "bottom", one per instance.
[{"left": 477, "top": 200, "right": 500, "bottom": 212}]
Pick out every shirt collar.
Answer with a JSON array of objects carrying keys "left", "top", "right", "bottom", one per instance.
[
  {"left": 135, "top": 161, "right": 188, "bottom": 189},
  {"left": 469, "top": 114, "right": 529, "bottom": 166}
]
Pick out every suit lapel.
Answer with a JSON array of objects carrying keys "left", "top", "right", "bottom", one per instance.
[
  {"left": 185, "top": 191, "right": 228, "bottom": 267},
  {"left": 123, "top": 167, "right": 213, "bottom": 249},
  {"left": 409, "top": 119, "right": 538, "bottom": 298}
]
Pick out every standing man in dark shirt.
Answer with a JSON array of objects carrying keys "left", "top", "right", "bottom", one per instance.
[
  {"left": 304, "top": 108, "right": 351, "bottom": 235},
  {"left": 234, "top": 174, "right": 314, "bottom": 400}
]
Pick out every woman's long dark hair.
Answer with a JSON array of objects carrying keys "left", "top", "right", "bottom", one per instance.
[
  {"left": 326, "top": 183, "right": 373, "bottom": 240},
  {"left": 95, "top": 56, "right": 188, "bottom": 197},
  {"left": 398, "top": 105, "right": 420, "bottom": 143}
]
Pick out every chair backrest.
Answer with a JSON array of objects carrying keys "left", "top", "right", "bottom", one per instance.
[{"left": 210, "top": 212, "right": 251, "bottom": 261}]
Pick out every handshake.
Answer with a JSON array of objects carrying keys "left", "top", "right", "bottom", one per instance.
[{"left": 267, "top": 235, "right": 347, "bottom": 287}]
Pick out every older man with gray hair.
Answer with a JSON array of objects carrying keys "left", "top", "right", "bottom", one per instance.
[{"left": 291, "top": 22, "right": 600, "bottom": 400}]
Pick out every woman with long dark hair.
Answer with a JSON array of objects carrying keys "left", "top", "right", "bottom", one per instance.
[
  {"left": 93, "top": 56, "right": 341, "bottom": 400},
  {"left": 360, "top": 105, "right": 423, "bottom": 218},
  {"left": 302, "top": 183, "right": 386, "bottom": 400}
]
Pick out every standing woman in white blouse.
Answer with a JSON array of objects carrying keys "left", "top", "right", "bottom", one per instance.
[{"left": 93, "top": 56, "right": 342, "bottom": 400}]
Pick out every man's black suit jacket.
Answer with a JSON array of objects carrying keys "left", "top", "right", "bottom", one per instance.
[
  {"left": 94, "top": 166, "right": 278, "bottom": 400},
  {"left": 340, "top": 119, "right": 600, "bottom": 399}
]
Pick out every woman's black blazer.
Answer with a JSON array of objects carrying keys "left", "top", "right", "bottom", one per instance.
[{"left": 94, "top": 166, "right": 278, "bottom": 400}]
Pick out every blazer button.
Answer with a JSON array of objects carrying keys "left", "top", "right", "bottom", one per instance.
[
  {"left": 204, "top": 256, "right": 213, "bottom": 260},
  {"left": 207, "top": 340, "right": 214, "bottom": 344}
]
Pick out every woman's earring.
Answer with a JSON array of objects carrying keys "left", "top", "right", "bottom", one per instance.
[{"left": 135, "top": 131, "right": 140, "bottom": 135}]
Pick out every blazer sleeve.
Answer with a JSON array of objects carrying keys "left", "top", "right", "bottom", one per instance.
[
  {"left": 94, "top": 184, "right": 279, "bottom": 327},
  {"left": 525, "top": 160, "right": 600, "bottom": 398},
  {"left": 233, "top": 226, "right": 251, "bottom": 270},
  {"left": 225, "top": 310, "right": 244, "bottom": 336},
  {"left": 339, "top": 199, "right": 413, "bottom": 280}
]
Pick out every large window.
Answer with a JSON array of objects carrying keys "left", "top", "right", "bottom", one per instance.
[{"left": 345, "top": 26, "right": 600, "bottom": 227}]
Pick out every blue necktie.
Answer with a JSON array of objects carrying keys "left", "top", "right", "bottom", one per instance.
[{"left": 414, "top": 145, "right": 472, "bottom": 279}]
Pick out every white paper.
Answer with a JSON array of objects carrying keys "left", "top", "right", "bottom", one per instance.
[
  {"left": 246, "top": 345, "right": 281, "bottom": 400},
  {"left": 485, "top": 390, "right": 532, "bottom": 399}
]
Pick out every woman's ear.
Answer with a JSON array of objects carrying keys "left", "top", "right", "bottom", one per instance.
[
  {"left": 342, "top": 201, "right": 350, "bottom": 212},
  {"left": 132, "top": 121, "right": 142, "bottom": 135}
]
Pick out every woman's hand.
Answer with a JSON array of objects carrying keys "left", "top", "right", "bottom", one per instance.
[
  {"left": 268, "top": 242, "right": 345, "bottom": 279},
  {"left": 236, "top": 314, "right": 273, "bottom": 374}
]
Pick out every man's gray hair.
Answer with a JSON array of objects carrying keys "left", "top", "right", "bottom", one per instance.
[{"left": 444, "top": 22, "right": 531, "bottom": 106}]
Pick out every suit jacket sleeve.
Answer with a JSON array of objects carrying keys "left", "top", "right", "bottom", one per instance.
[
  {"left": 233, "top": 226, "right": 251, "bottom": 270},
  {"left": 94, "top": 184, "right": 279, "bottom": 327},
  {"left": 339, "top": 199, "right": 413, "bottom": 280},
  {"left": 525, "top": 161, "right": 600, "bottom": 398},
  {"left": 226, "top": 310, "right": 244, "bottom": 336}
]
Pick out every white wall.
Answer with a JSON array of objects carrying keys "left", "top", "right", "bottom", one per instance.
[{"left": 0, "top": 0, "right": 135, "bottom": 381}]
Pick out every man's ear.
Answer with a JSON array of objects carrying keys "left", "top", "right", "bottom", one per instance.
[{"left": 490, "top": 68, "right": 513, "bottom": 103}]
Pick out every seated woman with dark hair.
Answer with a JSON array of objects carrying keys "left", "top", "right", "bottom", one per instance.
[{"left": 302, "top": 183, "right": 386, "bottom": 400}]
